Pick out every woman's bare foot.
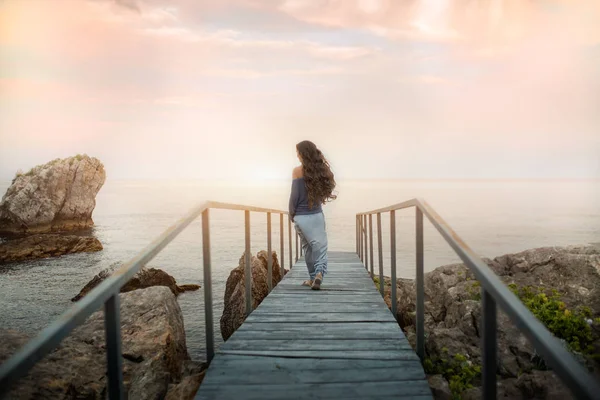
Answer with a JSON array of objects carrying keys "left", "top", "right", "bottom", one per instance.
[{"left": 311, "top": 273, "right": 322, "bottom": 290}]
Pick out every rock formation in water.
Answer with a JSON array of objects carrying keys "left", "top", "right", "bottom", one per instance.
[
  {"left": 0, "top": 287, "right": 206, "bottom": 399},
  {"left": 0, "top": 234, "right": 103, "bottom": 264},
  {"left": 378, "top": 244, "right": 600, "bottom": 399},
  {"left": 220, "top": 250, "right": 284, "bottom": 341},
  {"left": 0, "top": 155, "right": 106, "bottom": 235},
  {"left": 71, "top": 264, "right": 200, "bottom": 302}
]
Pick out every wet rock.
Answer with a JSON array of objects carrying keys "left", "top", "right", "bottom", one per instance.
[
  {"left": 0, "top": 234, "right": 102, "bottom": 264},
  {"left": 71, "top": 265, "right": 200, "bottom": 302}
]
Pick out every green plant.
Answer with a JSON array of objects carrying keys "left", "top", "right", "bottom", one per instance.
[
  {"left": 424, "top": 352, "right": 481, "bottom": 399},
  {"left": 372, "top": 276, "right": 381, "bottom": 291},
  {"left": 508, "top": 283, "right": 596, "bottom": 355},
  {"left": 467, "top": 281, "right": 481, "bottom": 301}
]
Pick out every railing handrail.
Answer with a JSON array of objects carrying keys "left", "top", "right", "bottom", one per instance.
[
  {"left": 355, "top": 198, "right": 600, "bottom": 400},
  {"left": 0, "top": 200, "right": 295, "bottom": 399}
]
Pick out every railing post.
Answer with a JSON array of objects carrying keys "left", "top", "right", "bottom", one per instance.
[
  {"left": 356, "top": 215, "right": 359, "bottom": 254},
  {"left": 416, "top": 207, "right": 425, "bottom": 362},
  {"left": 267, "top": 212, "right": 272, "bottom": 292},
  {"left": 363, "top": 215, "right": 368, "bottom": 272},
  {"left": 288, "top": 218, "right": 292, "bottom": 270},
  {"left": 368, "top": 214, "right": 374, "bottom": 278},
  {"left": 482, "top": 288, "right": 497, "bottom": 400},
  {"left": 359, "top": 215, "right": 363, "bottom": 261},
  {"left": 104, "top": 295, "right": 124, "bottom": 399},
  {"left": 280, "top": 213, "right": 285, "bottom": 278},
  {"left": 201, "top": 209, "right": 214, "bottom": 362},
  {"left": 295, "top": 231, "right": 299, "bottom": 262},
  {"left": 390, "top": 210, "right": 397, "bottom": 318},
  {"left": 244, "top": 210, "right": 252, "bottom": 316},
  {"left": 377, "top": 212, "right": 384, "bottom": 296}
]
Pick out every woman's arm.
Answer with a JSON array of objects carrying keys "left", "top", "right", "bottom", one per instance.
[{"left": 288, "top": 167, "right": 302, "bottom": 221}]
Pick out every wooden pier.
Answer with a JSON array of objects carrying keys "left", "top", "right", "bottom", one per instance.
[{"left": 195, "top": 251, "right": 433, "bottom": 399}]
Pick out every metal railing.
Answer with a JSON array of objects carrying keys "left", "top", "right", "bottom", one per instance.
[
  {"left": 0, "top": 201, "right": 300, "bottom": 399},
  {"left": 356, "top": 198, "right": 600, "bottom": 400}
]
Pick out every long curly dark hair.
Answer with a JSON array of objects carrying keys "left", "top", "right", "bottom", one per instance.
[{"left": 297, "top": 140, "right": 337, "bottom": 208}]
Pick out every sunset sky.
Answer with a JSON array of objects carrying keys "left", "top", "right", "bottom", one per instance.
[{"left": 0, "top": 0, "right": 599, "bottom": 181}]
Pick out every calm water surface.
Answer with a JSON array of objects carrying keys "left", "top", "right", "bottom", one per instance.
[{"left": 1, "top": 180, "right": 599, "bottom": 361}]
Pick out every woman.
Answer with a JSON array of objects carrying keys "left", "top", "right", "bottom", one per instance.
[{"left": 288, "top": 140, "right": 337, "bottom": 290}]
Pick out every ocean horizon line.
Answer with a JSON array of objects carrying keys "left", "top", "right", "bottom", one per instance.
[{"left": 1, "top": 177, "right": 599, "bottom": 186}]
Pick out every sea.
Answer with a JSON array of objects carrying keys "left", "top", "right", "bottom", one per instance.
[{"left": 0, "top": 179, "right": 599, "bottom": 362}]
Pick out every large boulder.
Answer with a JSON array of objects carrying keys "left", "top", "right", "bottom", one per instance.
[
  {"left": 0, "top": 287, "right": 192, "bottom": 399},
  {"left": 380, "top": 245, "right": 600, "bottom": 399},
  {"left": 71, "top": 265, "right": 200, "bottom": 302},
  {"left": 220, "top": 250, "right": 284, "bottom": 341},
  {"left": 0, "top": 234, "right": 102, "bottom": 264},
  {"left": 0, "top": 155, "right": 106, "bottom": 235}
]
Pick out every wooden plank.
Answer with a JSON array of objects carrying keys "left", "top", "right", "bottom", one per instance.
[
  {"left": 244, "top": 312, "right": 395, "bottom": 323},
  {"left": 196, "top": 381, "right": 432, "bottom": 400},
  {"left": 264, "top": 294, "right": 385, "bottom": 302},
  {"left": 218, "top": 350, "right": 420, "bottom": 361},
  {"left": 230, "top": 322, "right": 404, "bottom": 338},
  {"left": 202, "top": 355, "right": 418, "bottom": 370},
  {"left": 204, "top": 365, "right": 425, "bottom": 384},
  {"left": 255, "top": 303, "right": 384, "bottom": 312},
  {"left": 220, "top": 339, "right": 414, "bottom": 352}
]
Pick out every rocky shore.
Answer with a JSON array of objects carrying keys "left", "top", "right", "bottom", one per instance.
[
  {"left": 0, "top": 249, "right": 285, "bottom": 399},
  {"left": 376, "top": 244, "right": 600, "bottom": 399},
  {"left": 0, "top": 287, "right": 206, "bottom": 399},
  {"left": 0, "top": 234, "right": 102, "bottom": 264}
]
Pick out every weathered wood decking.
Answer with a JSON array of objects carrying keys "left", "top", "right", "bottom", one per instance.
[{"left": 195, "top": 251, "right": 433, "bottom": 399}]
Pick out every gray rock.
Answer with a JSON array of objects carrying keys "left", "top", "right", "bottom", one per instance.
[
  {"left": 0, "top": 287, "right": 189, "bottom": 399},
  {"left": 71, "top": 264, "right": 200, "bottom": 301},
  {"left": 427, "top": 374, "right": 452, "bottom": 399},
  {"left": 220, "top": 250, "right": 284, "bottom": 341},
  {"left": 165, "top": 372, "right": 206, "bottom": 400},
  {"left": 0, "top": 234, "right": 102, "bottom": 264},
  {"left": 0, "top": 155, "right": 106, "bottom": 235}
]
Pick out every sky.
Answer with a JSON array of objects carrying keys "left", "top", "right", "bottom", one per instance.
[{"left": 0, "top": 0, "right": 599, "bottom": 181}]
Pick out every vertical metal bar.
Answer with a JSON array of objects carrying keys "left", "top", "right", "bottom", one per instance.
[
  {"left": 416, "top": 207, "right": 425, "bottom": 362},
  {"left": 356, "top": 215, "right": 359, "bottom": 254},
  {"left": 368, "top": 214, "right": 374, "bottom": 278},
  {"left": 104, "top": 295, "right": 124, "bottom": 399},
  {"left": 295, "top": 231, "right": 299, "bottom": 262},
  {"left": 359, "top": 215, "right": 363, "bottom": 261},
  {"left": 201, "top": 209, "right": 214, "bottom": 362},
  {"left": 390, "top": 210, "right": 397, "bottom": 318},
  {"left": 363, "top": 215, "right": 368, "bottom": 271},
  {"left": 244, "top": 210, "right": 252, "bottom": 316},
  {"left": 354, "top": 215, "right": 358, "bottom": 254},
  {"left": 267, "top": 212, "right": 272, "bottom": 292},
  {"left": 280, "top": 213, "right": 285, "bottom": 277},
  {"left": 377, "top": 213, "right": 384, "bottom": 296},
  {"left": 482, "top": 288, "right": 498, "bottom": 400},
  {"left": 364, "top": 215, "right": 368, "bottom": 269},
  {"left": 288, "top": 218, "right": 292, "bottom": 269}
]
